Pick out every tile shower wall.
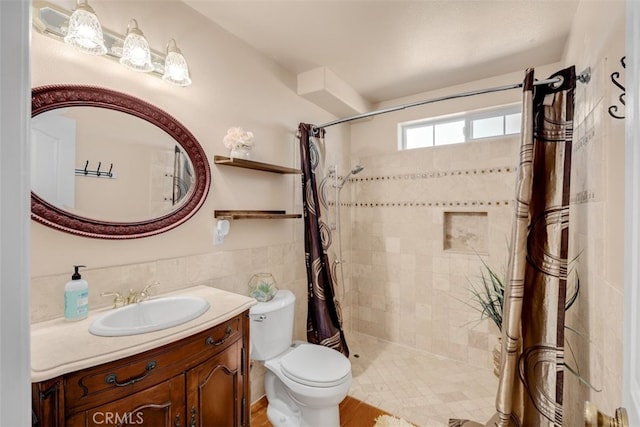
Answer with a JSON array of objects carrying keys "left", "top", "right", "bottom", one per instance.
[
  {"left": 349, "top": 137, "right": 519, "bottom": 369},
  {"left": 561, "top": 9, "right": 626, "bottom": 422}
]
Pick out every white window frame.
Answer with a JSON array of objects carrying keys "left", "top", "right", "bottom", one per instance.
[{"left": 398, "top": 104, "right": 522, "bottom": 150}]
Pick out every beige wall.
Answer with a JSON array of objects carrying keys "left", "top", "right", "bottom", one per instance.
[
  {"left": 30, "top": 0, "right": 627, "bottom": 417},
  {"left": 31, "top": 0, "right": 346, "bottom": 276},
  {"left": 347, "top": 65, "right": 561, "bottom": 371},
  {"left": 562, "top": 1, "right": 626, "bottom": 424},
  {"left": 348, "top": 139, "right": 517, "bottom": 369},
  {"left": 30, "top": 0, "right": 349, "bottom": 402},
  {"left": 346, "top": 0, "right": 626, "bottom": 422}
]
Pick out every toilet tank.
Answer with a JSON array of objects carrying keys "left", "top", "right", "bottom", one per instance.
[{"left": 249, "top": 289, "right": 295, "bottom": 361}]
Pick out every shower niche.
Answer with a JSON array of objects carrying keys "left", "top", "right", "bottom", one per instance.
[{"left": 443, "top": 211, "right": 488, "bottom": 254}]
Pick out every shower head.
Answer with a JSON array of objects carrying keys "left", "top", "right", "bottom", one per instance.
[
  {"left": 337, "top": 165, "right": 364, "bottom": 188},
  {"left": 350, "top": 165, "right": 365, "bottom": 175}
]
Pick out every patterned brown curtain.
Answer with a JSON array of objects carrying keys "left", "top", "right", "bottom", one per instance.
[
  {"left": 450, "top": 66, "right": 576, "bottom": 427},
  {"left": 298, "top": 123, "right": 349, "bottom": 357}
]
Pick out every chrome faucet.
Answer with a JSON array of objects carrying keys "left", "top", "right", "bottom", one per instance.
[{"left": 102, "top": 282, "right": 159, "bottom": 308}]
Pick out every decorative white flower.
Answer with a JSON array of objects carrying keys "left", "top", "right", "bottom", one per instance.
[{"left": 223, "top": 126, "right": 254, "bottom": 150}]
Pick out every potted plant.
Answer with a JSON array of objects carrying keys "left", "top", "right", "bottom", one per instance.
[
  {"left": 466, "top": 259, "right": 505, "bottom": 376},
  {"left": 466, "top": 257, "right": 581, "bottom": 377},
  {"left": 467, "top": 259, "right": 504, "bottom": 332}
]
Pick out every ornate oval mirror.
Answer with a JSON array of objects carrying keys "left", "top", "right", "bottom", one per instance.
[{"left": 31, "top": 84, "right": 211, "bottom": 239}]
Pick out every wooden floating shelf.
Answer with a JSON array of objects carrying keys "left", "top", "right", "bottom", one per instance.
[
  {"left": 214, "top": 156, "right": 301, "bottom": 174},
  {"left": 214, "top": 210, "right": 302, "bottom": 220}
]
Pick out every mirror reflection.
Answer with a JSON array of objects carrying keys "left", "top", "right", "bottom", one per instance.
[
  {"left": 30, "top": 84, "right": 210, "bottom": 239},
  {"left": 31, "top": 107, "right": 194, "bottom": 223}
]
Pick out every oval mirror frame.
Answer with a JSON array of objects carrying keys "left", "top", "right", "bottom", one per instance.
[{"left": 31, "top": 84, "right": 211, "bottom": 239}]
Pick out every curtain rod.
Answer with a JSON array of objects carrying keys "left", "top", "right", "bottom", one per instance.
[{"left": 313, "top": 67, "right": 591, "bottom": 131}]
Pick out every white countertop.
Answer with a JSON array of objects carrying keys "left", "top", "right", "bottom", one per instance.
[{"left": 31, "top": 285, "right": 257, "bottom": 382}]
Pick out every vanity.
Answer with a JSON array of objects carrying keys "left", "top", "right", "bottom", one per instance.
[{"left": 31, "top": 286, "right": 256, "bottom": 427}]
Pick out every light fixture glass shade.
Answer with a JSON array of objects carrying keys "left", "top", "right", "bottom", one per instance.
[
  {"left": 162, "top": 39, "right": 192, "bottom": 86},
  {"left": 119, "top": 19, "right": 154, "bottom": 72},
  {"left": 63, "top": 0, "right": 107, "bottom": 55}
]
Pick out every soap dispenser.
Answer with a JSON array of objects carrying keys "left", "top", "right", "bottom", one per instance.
[{"left": 64, "top": 265, "right": 89, "bottom": 321}]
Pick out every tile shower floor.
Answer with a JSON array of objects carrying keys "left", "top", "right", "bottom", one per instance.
[{"left": 347, "top": 331, "right": 497, "bottom": 427}]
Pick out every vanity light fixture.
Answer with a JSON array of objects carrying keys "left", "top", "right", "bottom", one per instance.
[
  {"left": 63, "top": 0, "right": 107, "bottom": 55},
  {"left": 32, "top": 1, "right": 192, "bottom": 87},
  {"left": 162, "top": 39, "right": 192, "bottom": 87},
  {"left": 120, "top": 19, "right": 154, "bottom": 72}
]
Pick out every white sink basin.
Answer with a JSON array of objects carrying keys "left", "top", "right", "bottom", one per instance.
[{"left": 89, "top": 296, "right": 210, "bottom": 337}]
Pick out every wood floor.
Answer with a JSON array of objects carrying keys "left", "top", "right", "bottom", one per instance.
[{"left": 250, "top": 395, "right": 390, "bottom": 427}]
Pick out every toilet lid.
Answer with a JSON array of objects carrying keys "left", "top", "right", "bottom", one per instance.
[{"left": 280, "top": 343, "right": 351, "bottom": 387}]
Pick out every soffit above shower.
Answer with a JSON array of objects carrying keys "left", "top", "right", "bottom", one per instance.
[
  {"left": 297, "top": 67, "right": 372, "bottom": 117},
  {"left": 182, "top": 0, "right": 580, "bottom": 105}
]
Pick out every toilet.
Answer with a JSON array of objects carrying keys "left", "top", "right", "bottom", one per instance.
[{"left": 249, "top": 289, "right": 352, "bottom": 427}]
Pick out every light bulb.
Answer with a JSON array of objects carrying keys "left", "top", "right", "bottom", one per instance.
[
  {"left": 162, "top": 39, "right": 192, "bottom": 86},
  {"left": 119, "top": 19, "right": 153, "bottom": 72},
  {"left": 63, "top": 0, "right": 107, "bottom": 55}
]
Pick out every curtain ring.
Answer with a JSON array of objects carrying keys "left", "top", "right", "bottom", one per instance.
[{"left": 550, "top": 75, "right": 564, "bottom": 89}]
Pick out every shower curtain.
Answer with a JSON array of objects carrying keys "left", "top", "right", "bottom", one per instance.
[
  {"left": 450, "top": 66, "right": 576, "bottom": 427},
  {"left": 298, "top": 123, "right": 349, "bottom": 357}
]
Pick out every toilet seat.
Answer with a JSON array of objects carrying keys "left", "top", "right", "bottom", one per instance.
[{"left": 280, "top": 343, "right": 351, "bottom": 387}]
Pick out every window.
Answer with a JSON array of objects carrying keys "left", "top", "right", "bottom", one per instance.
[{"left": 399, "top": 105, "right": 521, "bottom": 150}]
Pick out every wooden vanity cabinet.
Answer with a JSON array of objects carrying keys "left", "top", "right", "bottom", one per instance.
[
  {"left": 32, "top": 311, "right": 250, "bottom": 427},
  {"left": 68, "top": 375, "right": 186, "bottom": 427}
]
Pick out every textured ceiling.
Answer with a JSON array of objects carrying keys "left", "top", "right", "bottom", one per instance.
[{"left": 183, "top": 0, "right": 580, "bottom": 104}]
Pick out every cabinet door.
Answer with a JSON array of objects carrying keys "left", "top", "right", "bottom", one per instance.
[
  {"left": 32, "top": 378, "right": 64, "bottom": 427},
  {"left": 186, "top": 339, "right": 243, "bottom": 427},
  {"left": 66, "top": 375, "right": 185, "bottom": 427}
]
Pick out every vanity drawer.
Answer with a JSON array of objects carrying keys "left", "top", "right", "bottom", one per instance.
[{"left": 64, "top": 316, "right": 242, "bottom": 413}]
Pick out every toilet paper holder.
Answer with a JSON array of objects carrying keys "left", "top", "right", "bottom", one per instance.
[{"left": 214, "top": 219, "right": 230, "bottom": 244}]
